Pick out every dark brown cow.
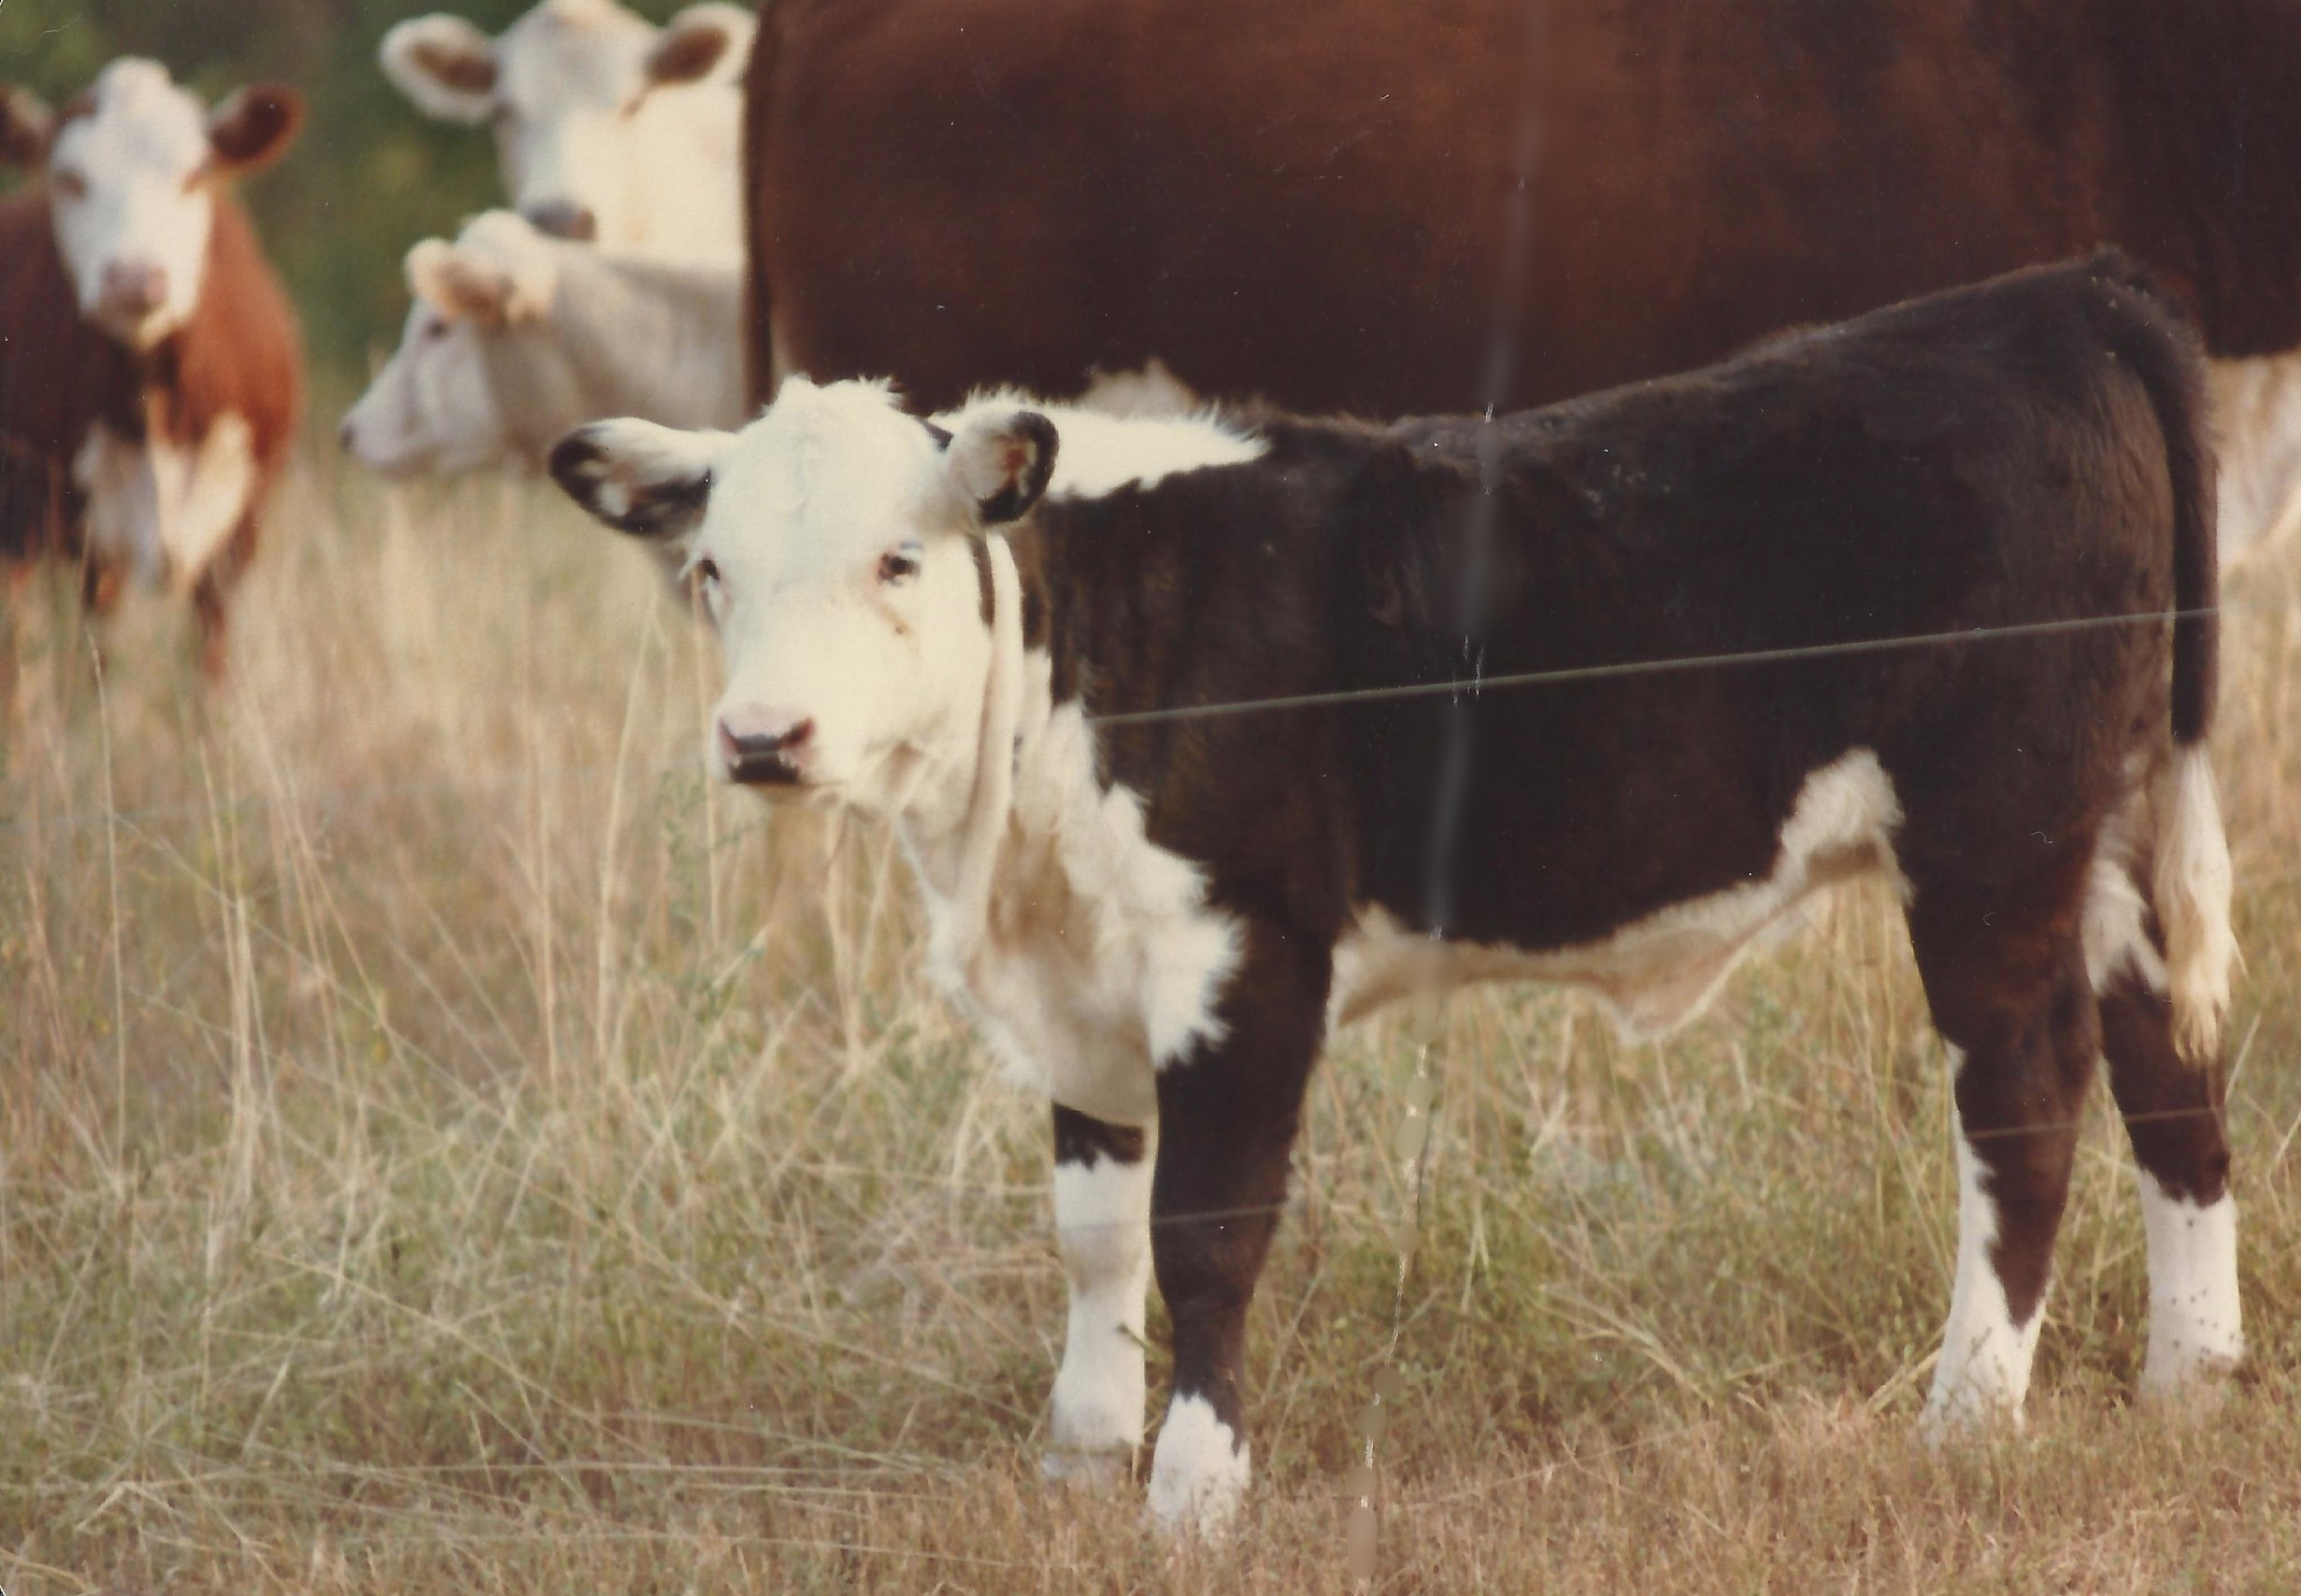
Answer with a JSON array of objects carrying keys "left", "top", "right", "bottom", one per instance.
[
  {"left": 1, "top": 61, "right": 304, "bottom": 679},
  {"left": 553, "top": 255, "right": 2239, "bottom": 1533},
  {"left": 741, "top": 0, "right": 2301, "bottom": 555}
]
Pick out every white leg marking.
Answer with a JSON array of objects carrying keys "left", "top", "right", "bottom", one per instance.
[
  {"left": 2136, "top": 1174, "right": 2244, "bottom": 1408},
  {"left": 1044, "top": 1143, "right": 1154, "bottom": 1483},
  {"left": 1146, "top": 1390, "right": 1251, "bottom": 1535},
  {"left": 1923, "top": 1125, "right": 2044, "bottom": 1435}
]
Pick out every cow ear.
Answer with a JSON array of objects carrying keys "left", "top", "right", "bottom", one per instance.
[
  {"left": 207, "top": 85, "right": 306, "bottom": 175},
  {"left": 407, "top": 238, "right": 517, "bottom": 326},
  {"left": 947, "top": 410, "right": 1059, "bottom": 525},
  {"left": 0, "top": 87, "right": 53, "bottom": 168},
  {"left": 550, "top": 420, "right": 731, "bottom": 544},
  {"left": 380, "top": 14, "right": 500, "bottom": 125},
  {"left": 646, "top": 5, "right": 758, "bottom": 92}
]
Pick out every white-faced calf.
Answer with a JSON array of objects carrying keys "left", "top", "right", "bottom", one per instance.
[
  {"left": 550, "top": 255, "right": 2241, "bottom": 1534},
  {"left": 341, "top": 210, "right": 743, "bottom": 477},
  {"left": 1, "top": 61, "right": 304, "bottom": 678}
]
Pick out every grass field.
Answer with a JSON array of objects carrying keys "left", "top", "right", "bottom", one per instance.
[{"left": 7, "top": 445, "right": 2301, "bottom": 1593}]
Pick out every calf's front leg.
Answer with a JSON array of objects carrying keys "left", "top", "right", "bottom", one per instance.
[
  {"left": 1146, "top": 917, "right": 1329, "bottom": 1534},
  {"left": 1045, "top": 1104, "right": 1155, "bottom": 1483}
]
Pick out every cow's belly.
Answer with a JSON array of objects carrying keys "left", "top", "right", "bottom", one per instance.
[{"left": 1331, "top": 748, "right": 1904, "bottom": 1041}]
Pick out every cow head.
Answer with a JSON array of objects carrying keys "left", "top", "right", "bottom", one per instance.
[
  {"left": 341, "top": 212, "right": 563, "bottom": 476},
  {"left": 15, "top": 61, "right": 303, "bottom": 351},
  {"left": 550, "top": 380, "right": 1057, "bottom": 817},
  {"left": 379, "top": 0, "right": 753, "bottom": 253}
]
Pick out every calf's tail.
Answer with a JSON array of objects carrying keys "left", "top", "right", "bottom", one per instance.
[{"left": 2093, "top": 254, "right": 2237, "bottom": 1061}]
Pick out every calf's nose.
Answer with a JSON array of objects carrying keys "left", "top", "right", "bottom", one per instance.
[
  {"left": 100, "top": 259, "right": 168, "bottom": 318},
  {"left": 717, "top": 706, "right": 815, "bottom": 786},
  {"left": 523, "top": 201, "right": 598, "bottom": 242}
]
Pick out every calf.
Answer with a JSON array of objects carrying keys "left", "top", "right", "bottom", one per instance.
[
  {"left": 341, "top": 211, "right": 743, "bottom": 477},
  {"left": 550, "top": 256, "right": 2240, "bottom": 1533},
  {"left": 1, "top": 62, "right": 304, "bottom": 678},
  {"left": 382, "top": 0, "right": 752, "bottom": 255}
]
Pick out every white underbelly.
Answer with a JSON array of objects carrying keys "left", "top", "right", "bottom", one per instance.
[{"left": 1331, "top": 748, "right": 1905, "bottom": 1042}]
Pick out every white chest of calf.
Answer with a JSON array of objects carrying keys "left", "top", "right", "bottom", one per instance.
[
  {"left": 910, "top": 674, "right": 1242, "bottom": 1129},
  {"left": 74, "top": 410, "right": 256, "bottom": 592}
]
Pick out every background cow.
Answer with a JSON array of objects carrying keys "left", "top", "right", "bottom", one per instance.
[
  {"left": 0, "top": 60, "right": 304, "bottom": 679},
  {"left": 382, "top": 0, "right": 753, "bottom": 256},
  {"left": 741, "top": 0, "right": 2301, "bottom": 563},
  {"left": 550, "top": 257, "right": 2240, "bottom": 1533},
  {"left": 341, "top": 210, "right": 744, "bottom": 477}
]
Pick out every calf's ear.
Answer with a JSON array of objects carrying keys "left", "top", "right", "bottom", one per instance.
[
  {"left": 550, "top": 420, "right": 731, "bottom": 543},
  {"left": 946, "top": 410, "right": 1059, "bottom": 525},
  {"left": 207, "top": 85, "right": 307, "bottom": 175},
  {"left": 646, "top": 5, "right": 757, "bottom": 93},
  {"left": 0, "top": 87, "right": 52, "bottom": 168},
  {"left": 380, "top": 15, "right": 500, "bottom": 125},
  {"left": 407, "top": 233, "right": 551, "bottom": 328}
]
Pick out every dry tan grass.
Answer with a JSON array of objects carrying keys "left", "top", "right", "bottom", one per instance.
[{"left": 5, "top": 446, "right": 2301, "bottom": 1593}]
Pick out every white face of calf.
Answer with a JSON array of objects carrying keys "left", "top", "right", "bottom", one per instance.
[
  {"left": 380, "top": 0, "right": 752, "bottom": 253},
  {"left": 9, "top": 61, "right": 303, "bottom": 351},
  {"left": 342, "top": 214, "right": 562, "bottom": 476},
  {"left": 550, "top": 380, "right": 1058, "bottom": 820}
]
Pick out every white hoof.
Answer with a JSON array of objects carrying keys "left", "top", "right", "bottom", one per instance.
[{"left": 1145, "top": 1393, "right": 1251, "bottom": 1537}]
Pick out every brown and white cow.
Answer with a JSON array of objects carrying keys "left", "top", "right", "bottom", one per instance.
[
  {"left": 340, "top": 210, "right": 744, "bottom": 477},
  {"left": 382, "top": 0, "right": 753, "bottom": 256},
  {"left": 741, "top": 0, "right": 2301, "bottom": 563},
  {"left": 0, "top": 62, "right": 304, "bottom": 679},
  {"left": 552, "top": 256, "right": 2241, "bottom": 1532}
]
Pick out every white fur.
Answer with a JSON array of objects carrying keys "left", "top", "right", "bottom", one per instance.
[
  {"left": 2152, "top": 747, "right": 2237, "bottom": 1062},
  {"left": 379, "top": 0, "right": 751, "bottom": 257},
  {"left": 2208, "top": 353, "right": 2301, "bottom": 565},
  {"left": 45, "top": 62, "right": 221, "bottom": 349},
  {"left": 1331, "top": 748, "right": 1904, "bottom": 1040},
  {"left": 2135, "top": 1176, "right": 2244, "bottom": 1406},
  {"left": 2080, "top": 791, "right": 2171, "bottom": 997},
  {"left": 344, "top": 212, "right": 743, "bottom": 477},
  {"left": 1146, "top": 1391, "right": 1251, "bottom": 1535},
  {"left": 73, "top": 413, "right": 255, "bottom": 594},
  {"left": 1045, "top": 1144, "right": 1156, "bottom": 1479},
  {"left": 937, "top": 389, "right": 1265, "bottom": 501},
  {"left": 1923, "top": 1117, "right": 2045, "bottom": 1433}
]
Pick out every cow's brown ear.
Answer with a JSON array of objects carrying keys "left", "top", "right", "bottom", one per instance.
[
  {"left": 550, "top": 420, "right": 731, "bottom": 544},
  {"left": 0, "top": 87, "right": 53, "bottom": 168},
  {"left": 646, "top": 5, "right": 757, "bottom": 91},
  {"left": 949, "top": 411, "right": 1059, "bottom": 525},
  {"left": 207, "top": 85, "right": 306, "bottom": 175},
  {"left": 380, "top": 14, "right": 500, "bottom": 124}
]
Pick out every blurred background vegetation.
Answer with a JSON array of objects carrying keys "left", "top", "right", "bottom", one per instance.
[{"left": 0, "top": 0, "right": 702, "bottom": 396}]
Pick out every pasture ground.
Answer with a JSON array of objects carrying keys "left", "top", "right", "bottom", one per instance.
[{"left": 7, "top": 448, "right": 2301, "bottom": 1593}]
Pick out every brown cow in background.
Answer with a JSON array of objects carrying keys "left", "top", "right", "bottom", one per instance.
[
  {"left": 742, "top": 0, "right": 2301, "bottom": 561},
  {"left": 1, "top": 61, "right": 304, "bottom": 681}
]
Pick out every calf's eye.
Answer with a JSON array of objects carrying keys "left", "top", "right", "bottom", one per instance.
[
  {"left": 878, "top": 545, "right": 922, "bottom": 585},
  {"left": 693, "top": 557, "right": 722, "bottom": 586}
]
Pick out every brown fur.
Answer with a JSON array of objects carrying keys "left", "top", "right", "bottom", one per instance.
[{"left": 741, "top": 0, "right": 2301, "bottom": 412}]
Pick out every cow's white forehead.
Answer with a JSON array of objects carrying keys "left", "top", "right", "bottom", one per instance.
[
  {"left": 498, "top": 0, "right": 657, "bottom": 108},
  {"left": 704, "top": 382, "right": 953, "bottom": 579},
  {"left": 51, "top": 60, "right": 208, "bottom": 176}
]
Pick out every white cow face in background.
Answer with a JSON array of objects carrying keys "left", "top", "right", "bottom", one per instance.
[
  {"left": 340, "top": 213, "right": 561, "bottom": 476},
  {"left": 550, "top": 381, "right": 1056, "bottom": 816},
  {"left": 380, "top": 0, "right": 753, "bottom": 255},
  {"left": 2, "top": 61, "right": 303, "bottom": 350}
]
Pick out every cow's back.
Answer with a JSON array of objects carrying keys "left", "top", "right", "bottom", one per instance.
[{"left": 744, "top": 0, "right": 2288, "bottom": 414}]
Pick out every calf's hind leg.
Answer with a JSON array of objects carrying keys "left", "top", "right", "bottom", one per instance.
[
  {"left": 1907, "top": 881, "right": 2101, "bottom": 1433},
  {"left": 2087, "top": 854, "right": 2242, "bottom": 1405},
  {"left": 1044, "top": 1105, "right": 1155, "bottom": 1483}
]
